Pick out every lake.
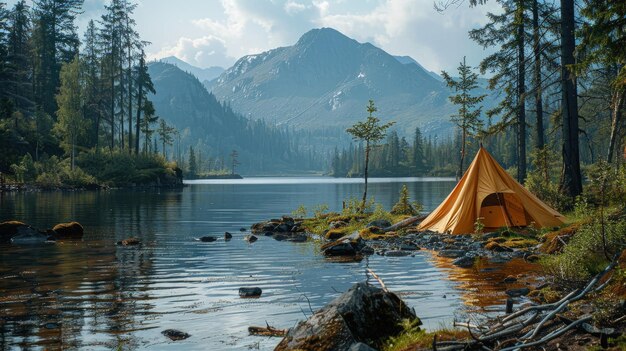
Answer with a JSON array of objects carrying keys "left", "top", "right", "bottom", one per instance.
[{"left": 0, "top": 177, "right": 530, "bottom": 350}]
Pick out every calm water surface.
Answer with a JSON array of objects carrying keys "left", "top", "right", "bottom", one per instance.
[{"left": 0, "top": 177, "right": 531, "bottom": 350}]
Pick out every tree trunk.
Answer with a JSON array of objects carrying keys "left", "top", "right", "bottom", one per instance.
[
  {"left": 517, "top": 2, "right": 527, "bottom": 183},
  {"left": 560, "top": 0, "right": 583, "bottom": 197},
  {"left": 532, "top": 0, "right": 544, "bottom": 150},
  {"left": 127, "top": 45, "right": 133, "bottom": 153},
  {"left": 458, "top": 129, "right": 466, "bottom": 180},
  {"left": 607, "top": 88, "right": 624, "bottom": 163},
  {"left": 110, "top": 59, "right": 115, "bottom": 150},
  {"left": 135, "top": 66, "right": 143, "bottom": 155},
  {"left": 361, "top": 141, "right": 370, "bottom": 212}
]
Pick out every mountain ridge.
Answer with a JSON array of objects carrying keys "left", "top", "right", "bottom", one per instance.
[{"left": 209, "top": 27, "right": 456, "bottom": 137}]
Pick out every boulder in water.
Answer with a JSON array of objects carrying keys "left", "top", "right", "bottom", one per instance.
[
  {"left": 162, "top": 329, "right": 191, "bottom": 341},
  {"left": 0, "top": 221, "right": 39, "bottom": 243},
  {"left": 51, "top": 222, "right": 84, "bottom": 239},
  {"left": 275, "top": 282, "right": 419, "bottom": 351},
  {"left": 244, "top": 235, "right": 258, "bottom": 243},
  {"left": 224, "top": 232, "right": 233, "bottom": 240},
  {"left": 198, "top": 236, "right": 217, "bottom": 242},
  {"left": 239, "top": 287, "right": 262, "bottom": 298}
]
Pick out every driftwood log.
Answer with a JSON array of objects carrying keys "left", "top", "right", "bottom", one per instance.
[{"left": 248, "top": 323, "right": 287, "bottom": 337}]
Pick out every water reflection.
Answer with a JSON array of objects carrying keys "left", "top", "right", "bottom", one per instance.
[
  {"left": 0, "top": 177, "right": 531, "bottom": 350},
  {"left": 429, "top": 255, "right": 541, "bottom": 313}
]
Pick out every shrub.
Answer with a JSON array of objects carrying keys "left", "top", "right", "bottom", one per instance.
[
  {"left": 291, "top": 205, "right": 307, "bottom": 219},
  {"left": 390, "top": 185, "right": 422, "bottom": 216},
  {"left": 541, "top": 218, "right": 626, "bottom": 286}
]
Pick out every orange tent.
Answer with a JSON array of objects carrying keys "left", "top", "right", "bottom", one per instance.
[{"left": 418, "top": 147, "right": 565, "bottom": 234}]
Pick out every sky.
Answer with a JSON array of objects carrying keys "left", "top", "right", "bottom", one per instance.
[{"left": 7, "top": 0, "right": 501, "bottom": 74}]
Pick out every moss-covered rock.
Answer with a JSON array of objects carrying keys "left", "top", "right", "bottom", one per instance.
[
  {"left": 275, "top": 282, "right": 419, "bottom": 351},
  {"left": 326, "top": 228, "right": 349, "bottom": 240},
  {"left": 51, "top": 221, "right": 84, "bottom": 239},
  {"left": 0, "top": 221, "right": 38, "bottom": 243}
]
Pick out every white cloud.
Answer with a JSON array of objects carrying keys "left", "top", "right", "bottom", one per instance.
[
  {"left": 150, "top": 0, "right": 500, "bottom": 73},
  {"left": 150, "top": 35, "right": 233, "bottom": 68}
]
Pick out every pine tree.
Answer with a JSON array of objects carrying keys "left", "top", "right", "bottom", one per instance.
[
  {"left": 134, "top": 49, "right": 154, "bottom": 154},
  {"left": 53, "top": 57, "right": 88, "bottom": 170},
  {"left": 156, "top": 118, "right": 175, "bottom": 159},
  {"left": 32, "top": 0, "right": 82, "bottom": 118},
  {"left": 413, "top": 127, "right": 425, "bottom": 173},
  {"left": 6, "top": 0, "right": 32, "bottom": 113},
  {"left": 188, "top": 146, "right": 197, "bottom": 179},
  {"left": 560, "top": 0, "right": 582, "bottom": 198},
  {"left": 82, "top": 20, "right": 101, "bottom": 149},
  {"left": 441, "top": 57, "right": 486, "bottom": 179},
  {"left": 346, "top": 100, "right": 394, "bottom": 211},
  {"left": 579, "top": 1, "right": 626, "bottom": 163}
]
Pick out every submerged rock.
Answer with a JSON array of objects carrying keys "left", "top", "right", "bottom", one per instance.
[
  {"left": 51, "top": 222, "right": 84, "bottom": 239},
  {"left": 161, "top": 329, "right": 191, "bottom": 341},
  {"left": 224, "top": 232, "right": 233, "bottom": 240},
  {"left": 11, "top": 231, "right": 49, "bottom": 245},
  {"left": 239, "top": 227, "right": 246, "bottom": 232},
  {"left": 275, "top": 282, "right": 419, "bottom": 351},
  {"left": 438, "top": 250, "right": 466, "bottom": 258},
  {"left": 505, "top": 287, "right": 530, "bottom": 297},
  {"left": 239, "top": 287, "right": 262, "bottom": 298},
  {"left": 117, "top": 237, "right": 141, "bottom": 246},
  {"left": 244, "top": 235, "right": 258, "bottom": 243},
  {"left": 287, "top": 234, "right": 308, "bottom": 243},
  {"left": 452, "top": 256, "right": 475, "bottom": 268},
  {"left": 384, "top": 250, "right": 412, "bottom": 257},
  {"left": 0, "top": 221, "right": 40, "bottom": 243},
  {"left": 198, "top": 236, "right": 217, "bottom": 242},
  {"left": 324, "top": 242, "right": 356, "bottom": 256}
]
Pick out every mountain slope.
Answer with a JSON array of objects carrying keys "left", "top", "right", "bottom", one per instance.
[
  {"left": 158, "top": 56, "right": 224, "bottom": 83},
  {"left": 210, "top": 28, "right": 455, "bottom": 136},
  {"left": 147, "top": 62, "right": 320, "bottom": 173}
]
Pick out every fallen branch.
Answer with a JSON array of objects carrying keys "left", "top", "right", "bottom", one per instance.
[
  {"left": 366, "top": 268, "right": 389, "bottom": 292},
  {"left": 499, "top": 315, "right": 592, "bottom": 351},
  {"left": 381, "top": 214, "right": 429, "bottom": 232},
  {"left": 320, "top": 231, "right": 360, "bottom": 250},
  {"left": 248, "top": 322, "right": 287, "bottom": 337}
]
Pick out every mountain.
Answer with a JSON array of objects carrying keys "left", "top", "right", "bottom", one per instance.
[
  {"left": 158, "top": 56, "right": 224, "bottom": 83},
  {"left": 147, "top": 62, "right": 321, "bottom": 173},
  {"left": 210, "top": 28, "right": 457, "bottom": 137},
  {"left": 393, "top": 55, "right": 442, "bottom": 82}
]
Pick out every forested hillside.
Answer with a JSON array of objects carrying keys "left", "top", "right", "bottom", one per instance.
[{"left": 147, "top": 62, "right": 323, "bottom": 175}]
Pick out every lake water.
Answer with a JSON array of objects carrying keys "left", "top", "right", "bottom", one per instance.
[{"left": 0, "top": 177, "right": 534, "bottom": 350}]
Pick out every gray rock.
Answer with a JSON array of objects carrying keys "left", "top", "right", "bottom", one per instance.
[
  {"left": 366, "top": 219, "right": 392, "bottom": 229},
  {"left": 330, "top": 221, "right": 349, "bottom": 229},
  {"left": 438, "top": 250, "right": 466, "bottom": 258},
  {"left": 10, "top": 231, "right": 49, "bottom": 245},
  {"left": 287, "top": 234, "right": 307, "bottom": 242},
  {"left": 400, "top": 241, "right": 420, "bottom": 251},
  {"left": 324, "top": 242, "right": 356, "bottom": 256},
  {"left": 244, "top": 235, "right": 258, "bottom": 243},
  {"left": 162, "top": 329, "right": 191, "bottom": 341},
  {"left": 360, "top": 246, "right": 375, "bottom": 255},
  {"left": 384, "top": 250, "right": 412, "bottom": 257},
  {"left": 198, "top": 236, "right": 217, "bottom": 242},
  {"left": 274, "top": 282, "right": 419, "bottom": 351},
  {"left": 273, "top": 234, "right": 289, "bottom": 241},
  {"left": 505, "top": 288, "right": 530, "bottom": 297},
  {"left": 239, "top": 287, "right": 262, "bottom": 298},
  {"left": 275, "top": 223, "right": 292, "bottom": 233},
  {"left": 452, "top": 256, "right": 475, "bottom": 268}
]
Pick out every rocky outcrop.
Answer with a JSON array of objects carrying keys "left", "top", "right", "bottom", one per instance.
[
  {"left": 0, "top": 221, "right": 37, "bottom": 243},
  {"left": 275, "top": 282, "right": 419, "bottom": 351},
  {"left": 250, "top": 216, "right": 308, "bottom": 242}
]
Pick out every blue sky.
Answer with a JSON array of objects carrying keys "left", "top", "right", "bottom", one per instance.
[{"left": 7, "top": 0, "right": 500, "bottom": 73}]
